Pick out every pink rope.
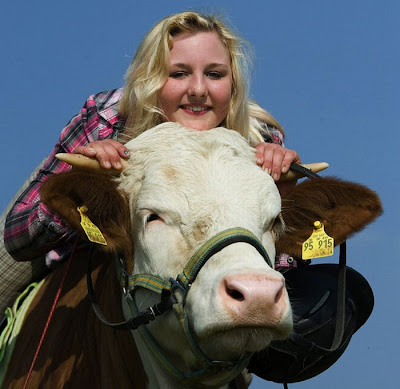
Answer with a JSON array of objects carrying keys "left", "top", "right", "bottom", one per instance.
[{"left": 22, "top": 238, "right": 79, "bottom": 389}]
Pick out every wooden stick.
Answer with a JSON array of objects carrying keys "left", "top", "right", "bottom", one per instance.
[
  {"left": 279, "top": 162, "right": 329, "bottom": 181},
  {"left": 56, "top": 153, "right": 128, "bottom": 175},
  {"left": 56, "top": 153, "right": 329, "bottom": 181}
]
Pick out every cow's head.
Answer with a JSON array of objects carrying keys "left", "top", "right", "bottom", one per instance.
[
  {"left": 40, "top": 123, "right": 381, "bottom": 386},
  {"left": 117, "top": 125, "right": 292, "bottom": 366}
]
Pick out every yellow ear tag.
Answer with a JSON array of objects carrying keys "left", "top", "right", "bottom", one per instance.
[
  {"left": 302, "top": 221, "right": 334, "bottom": 260},
  {"left": 77, "top": 206, "right": 107, "bottom": 246}
]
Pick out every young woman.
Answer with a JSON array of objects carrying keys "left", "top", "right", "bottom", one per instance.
[{"left": 2, "top": 11, "right": 299, "bottom": 314}]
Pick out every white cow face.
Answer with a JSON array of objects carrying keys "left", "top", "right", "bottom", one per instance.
[{"left": 118, "top": 123, "right": 292, "bottom": 369}]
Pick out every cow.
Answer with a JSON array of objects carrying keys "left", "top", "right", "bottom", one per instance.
[{"left": 1, "top": 123, "right": 382, "bottom": 389}]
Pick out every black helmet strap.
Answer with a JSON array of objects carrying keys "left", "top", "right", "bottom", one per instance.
[
  {"left": 279, "top": 243, "right": 346, "bottom": 389},
  {"left": 288, "top": 163, "right": 347, "bottom": 353},
  {"left": 282, "top": 164, "right": 348, "bottom": 388},
  {"left": 329, "top": 241, "right": 346, "bottom": 352}
]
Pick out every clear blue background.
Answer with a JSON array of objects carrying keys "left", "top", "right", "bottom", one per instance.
[{"left": 1, "top": 1, "right": 398, "bottom": 388}]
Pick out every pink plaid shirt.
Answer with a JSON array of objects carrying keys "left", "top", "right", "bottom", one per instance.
[
  {"left": 4, "top": 89, "right": 124, "bottom": 263},
  {"left": 4, "top": 88, "right": 283, "bottom": 265}
]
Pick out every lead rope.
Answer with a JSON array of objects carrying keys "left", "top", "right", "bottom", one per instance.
[{"left": 22, "top": 237, "right": 79, "bottom": 389}]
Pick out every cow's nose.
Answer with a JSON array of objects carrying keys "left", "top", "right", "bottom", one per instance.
[{"left": 219, "top": 273, "right": 288, "bottom": 327}]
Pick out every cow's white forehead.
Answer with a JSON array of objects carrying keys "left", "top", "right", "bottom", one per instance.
[
  {"left": 119, "top": 123, "right": 280, "bottom": 236},
  {"left": 124, "top": 122, "right": 256, "bottom": 164}
]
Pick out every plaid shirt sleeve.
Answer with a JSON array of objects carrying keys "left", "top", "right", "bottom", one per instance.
[
  {"left": 4, "top": 90, "right": 122, "bottom": 262},
  {"left": 258, "top": 123, "right": 285, "bottom": 146}
]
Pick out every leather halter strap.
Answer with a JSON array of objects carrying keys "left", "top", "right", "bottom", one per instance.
[
  {"left": 88, "top": 227, "right": 271, "bottom": 329},
  {"left": 87, "top": 227, "right": 271, "bottom": 386},
  {"left": 176, "top": 227, "right": 272, "bottom": 293}
]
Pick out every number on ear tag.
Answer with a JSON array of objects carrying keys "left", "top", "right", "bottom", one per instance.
[
  {"left": 77, "top": 206, "right": 107, "bottom": 246},
  {"left": 302, "top": 221, "right": 334, "bottom": 260}
]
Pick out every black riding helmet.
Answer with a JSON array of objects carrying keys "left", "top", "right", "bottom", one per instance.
[{"left": 247, "top": 262, "right": 374, "bottom": 384}]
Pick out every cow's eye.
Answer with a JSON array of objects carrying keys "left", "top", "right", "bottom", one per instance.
[{"left": 146, "top": 213, "right": 161, "bottom": 223}]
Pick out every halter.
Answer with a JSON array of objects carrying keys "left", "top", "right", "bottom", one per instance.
[{"left": 87, "top": 227, "right": 272, "bottom": 387}]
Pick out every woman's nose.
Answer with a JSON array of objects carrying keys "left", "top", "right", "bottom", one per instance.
[{"left": 188, "top": 74, "right": 207, "bottom": 97}]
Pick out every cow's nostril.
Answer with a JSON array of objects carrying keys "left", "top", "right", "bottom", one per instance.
[{"left": 226, "top": 286, "right": 244, "bottom": 301}]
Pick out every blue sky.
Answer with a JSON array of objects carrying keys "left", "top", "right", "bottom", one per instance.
[{"left": 1, "top": 1, "right": 398, "bottom": 388}]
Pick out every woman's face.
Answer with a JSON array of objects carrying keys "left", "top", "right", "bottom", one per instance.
[{"left": 159, "top": 31, "right": 233, "bottom": 131}]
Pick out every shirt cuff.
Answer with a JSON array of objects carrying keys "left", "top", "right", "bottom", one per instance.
[{"left": 37, "top": 202, "right": 68, "bottom": 235}]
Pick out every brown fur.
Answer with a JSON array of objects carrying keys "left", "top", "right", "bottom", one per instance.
[
  {"left": 277, "top": 177, "right": 383, "bottom": 257},
  {"left": 3, "top": 170, "right": 382, "bottom": 388},
  {"left": 40, "top": 171, "right": 134, "bottom": 268},
  {"left": 3, "top": 245, "right": 147, "bottom": 388}
]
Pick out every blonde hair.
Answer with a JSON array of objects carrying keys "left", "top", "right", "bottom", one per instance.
[
  {"left": 119, "top": 11, "right": 284, "bottom": 145},
  {"left": 119, "top": 11, "right": 252, "bottom": 141}
]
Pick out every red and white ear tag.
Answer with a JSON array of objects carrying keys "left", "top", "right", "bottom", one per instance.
[
  {"left": 302, "top": 221, "right": 334, "bottom": 260},
  {"left": 77, "top": 206, "right": 107, "bottom": 246}
]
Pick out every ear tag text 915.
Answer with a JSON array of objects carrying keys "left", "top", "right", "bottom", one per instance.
[
  {"left": 77, "top": 206, "right": 107, "bottom": 246},
  {"left": 302, "top": 221, "right": 334, "bottom": 260}
]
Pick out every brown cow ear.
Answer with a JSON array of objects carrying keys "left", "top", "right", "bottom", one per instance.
[
  {"left": 40, "top": 171, "right": 132, "bottom": 257},
  {"left": 276, "top": 177, "right": 383, "bottom": 257}
]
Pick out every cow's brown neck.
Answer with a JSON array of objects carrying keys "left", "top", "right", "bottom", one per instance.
[{"left": 3, "top": 246, "right": 147, "bottom": 388}]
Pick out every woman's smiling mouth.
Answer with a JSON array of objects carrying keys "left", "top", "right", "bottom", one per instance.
[{"left": 181, "top": 105, "right": 211, "bottom": 115}]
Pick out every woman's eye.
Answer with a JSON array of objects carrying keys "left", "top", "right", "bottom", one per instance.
[
  {"left": 170, "top": 71, "right": 187, "bottom": 79},
  {"left": 207, "top": 72, "right": 223, "bottom": 80}
]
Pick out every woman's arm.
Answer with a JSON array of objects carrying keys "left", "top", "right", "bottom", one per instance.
[{"left": 4, "top": 92, "right": 126, "bottom": 261}]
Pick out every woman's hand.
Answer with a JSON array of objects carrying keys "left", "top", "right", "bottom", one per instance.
[
  {"left": 73, "top": 139, "right": 130, "bottom": 170},
  {"left": 255, "top": 142, "right": 301, "bottom": 197},
  {"left": 255, "top": 142, "right": 300, "bottom": 180}
]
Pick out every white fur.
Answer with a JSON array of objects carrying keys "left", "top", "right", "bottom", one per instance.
[{"left": 118, "top": 123, "right": 292, "bottom": 388}]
